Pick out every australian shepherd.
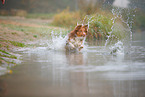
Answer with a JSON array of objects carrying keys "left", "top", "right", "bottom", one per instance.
[{"left": 65, "top": 24, "right": 88, "bottom": 51}]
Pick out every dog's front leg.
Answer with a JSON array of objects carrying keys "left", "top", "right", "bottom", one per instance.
[
  {"left": 79, "top": 45, "right": 84, "bottom": 51},
  {"left": 68, "top": 42, "right": 75, "bottom": 49}
]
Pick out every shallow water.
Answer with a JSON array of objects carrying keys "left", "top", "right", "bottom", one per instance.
[{"left": 0, "top": 32, "right": 145, "bottom": 97}]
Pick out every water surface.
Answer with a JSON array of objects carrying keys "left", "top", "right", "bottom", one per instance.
[{"left": 0, "top": 32, "right": 145, "bottom": 97}]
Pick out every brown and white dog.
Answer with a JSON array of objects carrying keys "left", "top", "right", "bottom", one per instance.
[{"left": 65, "top": 24, "right": 88, "bottom": 51}]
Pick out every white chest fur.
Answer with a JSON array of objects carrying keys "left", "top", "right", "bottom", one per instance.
[{"left": 66, "top": 36, "right": 86, "bottom": 51}]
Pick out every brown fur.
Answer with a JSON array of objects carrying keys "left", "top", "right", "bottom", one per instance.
[{"left": 65, "top": 24, "right": 88, "bottom": 51}]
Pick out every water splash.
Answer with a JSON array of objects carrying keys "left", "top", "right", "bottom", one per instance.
[
  {"left": 47, "top": 31, "right": 68, "bottom": 51},
  {"left": 105, "top": 9, "right": 118, "bottom": 47},
  {"left": 109, "top": 41, "right": 124, "bottom": 55},
  {"left": 47, "top": 7, "right": 135, "bottom": 54},
  {"left": 104, "top": 7, "right": 135, "bottom": 54}
]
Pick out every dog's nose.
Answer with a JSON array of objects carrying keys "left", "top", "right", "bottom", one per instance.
[{"left": 82, "top": 32, "right": 86, "bottom": 37}]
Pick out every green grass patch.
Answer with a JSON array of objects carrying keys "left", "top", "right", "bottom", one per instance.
[
  {"left": 9, "top": 55, "right": 17, "bottom": 59},
  {"left": 33, "top": 35, "right": 38, "bottom": 38},
  {"left": 0, "top": 57, "right": 5, "bottom": 61},
  {"left": 0, "top": 51, "right": 17, "bottom": 59},
  {"left": 9, "top": 41, "right": 25, "bottom": 47},
  {"left": 0, "top": 51, "right": 17, "bottom": 66},
  {"left": 0, "top": 53, "right": 8, "bottom": 58},
  {"left": 0, "top": 49, "right": 10, "bottom": 55},
  {"left": 11, "top": 32, "right": 17, "bottom": 35},
  {"left": 0, "top": 40, "right": 26, "bottom": 47},
  {"left": 0, "top": 57, "right": 10, "bottom": 65}
]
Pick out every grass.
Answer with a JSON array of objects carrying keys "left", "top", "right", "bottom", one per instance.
[
  {"left": 0, "top": 49, "right": 10, "bottom": 55},
  {"left": 0, "top": 50, "right": 17, "bottom": 66},
  {"left": 0, "top": 23, "right": 46, "bottom": 33},
  {"left": 0, "top": 50, "right": 17, "bottom": 59},
  {"left": 26, "top": 13, "right": 55, "bottom": 19},
  {"left": 0, "top": 23, "right": 66, "bottom": 36},
  {"left": 10, "top": 55, "right": 17, "bottom": 59},
  {"left": 0, "top": 15, "right": 69, "bottom": 74},
  {"left": 0, "top": 53, "right": 17, "bottom": 59},
  {"left": 0, "top": 49, "right": 18, "bottom": 71},
  {"left": 24, "top": 32, "right": 29, "bottom": 35},
  {"left": 33, "top": 35, "right": 38, "bottom": 38},
  {"left": 11, "top": 32, "right": 17, "bottom": 35},
  {"left": 9, "top": 41, "right": 25, "bottom": 47},
  {"left": 0, "top": 57, "right": 16, "bottom": 65},
  {"left": 0, "top": 21, "right": 68, "bottom": 50},
  {"left": 0, "top": 40, "right": 26, "bottom": 47}
]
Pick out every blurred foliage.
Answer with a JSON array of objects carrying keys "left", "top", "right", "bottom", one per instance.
[
  {"left": 52, "top": 8, "right": 80, "bottom": 28},
  {"left": 133, "top": 11, "right": 145, "bottom": 31},
  {"left": 52, "top": 5, "right": 130, "bottom": 40},
  {"left": 0, "top": 0, "right": 76, "bottom": 13},
  {"left": 128, "top": 0, "right": 145, "bottom": 31},
  {"left": 0, "top": 0, "right": 144, "bottom": 32},
  {"left": 0, "top": 9, "right": 27, "bottom": 16},
  {"left": 129, "top": 0, "right": 145, "bottom": 12},
  {"left": 26, "top": 13, "right": 55, "bottom": 19},
  {"left": 119, "top": 7, "right": 145, "bottom": 31},
  {"left": 10, "top": 9, "right": 27, "bottom": 17},
  {"left": 86, "top": 14, "right": 113, "bottom": 39},
  {"left": 0, "top": 0, "right": 144, "bottom": 39}
]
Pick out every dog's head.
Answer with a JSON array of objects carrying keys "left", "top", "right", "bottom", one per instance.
[{"left": 74, "top": 24, "right": 88, "bottom": 37}]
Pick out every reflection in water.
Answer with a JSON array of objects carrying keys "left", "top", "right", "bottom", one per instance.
[{"left": 66, "top": 52, "right": 87, "bottom": 65}]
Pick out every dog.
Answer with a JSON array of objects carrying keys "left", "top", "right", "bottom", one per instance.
[{"left": 65, "top": 24, "right": 88, "bottom": 51}]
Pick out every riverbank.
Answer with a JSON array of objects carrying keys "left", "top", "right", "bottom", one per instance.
[{"left": 0, "top": 16, "right": 66, "bottom": 75}]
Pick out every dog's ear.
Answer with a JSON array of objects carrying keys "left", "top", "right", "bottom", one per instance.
[
  {"left": 83, "top": 24, "right": 88, "bottom": 29},
  {"left": 74, "top": 25, "right": 82, "bottom": 31},
  {"left": 83, "top": 24, "right": 88, "bottom": 31}
]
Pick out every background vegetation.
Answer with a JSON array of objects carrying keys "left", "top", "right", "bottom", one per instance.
[{"left": 0, "top": 0, "right": 145, "bottom": 38}]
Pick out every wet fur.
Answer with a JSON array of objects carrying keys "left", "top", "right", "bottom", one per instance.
[{"left": 65, "top": 24, "right": 88, "bottom": 51}]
